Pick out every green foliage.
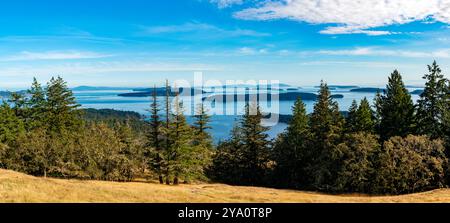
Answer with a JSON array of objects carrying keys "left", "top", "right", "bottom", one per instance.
[
  {"left": 374, "top": 135, "right": 447, "bottom": 194},
  {"left": 416, "top": 61, "right": 449, "bottom": 140},
  {"left": 376, "top": 70, "right": 415, "bottom": 140},
  {"left": 334, "top": 132, "right": 380, "bottom": 193},
  {"left": 0, "top": 102, "right": 26, "bottom": 145},
  {"left": 272, "top": 97, "right": 311, "bottom": 188},
  {"left": 44, "top": 76, "right": 82, "bottom": 134},
  {"left": 193, "top": 102, "right": 213, "bottom": 148},
  {"left": 308, "top": 81, "right": 344, "bottom": 190},
  {"left": 210, "top": 103, "right": 271, "bottom": 186}
]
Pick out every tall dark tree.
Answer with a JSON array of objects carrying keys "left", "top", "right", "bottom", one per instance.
[
  {"left": 272, "top": 97, "right": 310, "bottom": 188},
  {"left": 308, "top": 81, "right": 344, "bottom": 190},
  {"left": 193, "top": 102, "right": 212, "bottom": 148},
  {"left": 148, "top": 86, "right": 164, "bottom": 184},
  {"left": 0, "top": 102, "right": 25, "bottom": 145},
  {"left": 240, "top": 103, "right": 271, "bottom": 186},
  {"left": 416, "top": 61, "right": 448, "bottom": 139},
  {"left": 27, "top": 78, "right": 46, "bottom": 130},
  {"left": 345, "top": 100, "right": 358, "bottom": 133},
  {"left": 44, "top": 76, "right": 82, "bottom": 134},
  {"left": 354, "top": 97, "right": 375, "bottom": 133},
  {"left": 163, "top": 79, "right": 172, "bottom": 184},
  {"left": 376, "top": 70, "right": 415, "bottom": 140}
]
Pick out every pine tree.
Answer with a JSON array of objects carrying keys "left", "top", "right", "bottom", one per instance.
[
  {"left": 272, "top": 97, "right": 310, "bottom": 188},
  {"left": 148, "top": 86, "right": 164, "bottom": 184},
  {"left": 8, "top": 92, "right": 27, "bottom": 120},
  {"left": 239, "top": 102, "right": 271, "bottom": 185},
  {"left": 0, "top": 102, "right": 25, "bottom": 145},
  {"left": 44, "top": 76, "right": 82, "bottom": 134},
  {"left": 354, "top": 97, "right": 375, "bottom": 133},
  {"left": 209, "top": 124, "right": 244, "bottom": 184},
  {"left": 193, "top": 102, "right": 212, "bottom": 148},
  {"left": 168, "top": 96, "right": 194, "bottom": 185},
  {"left": 416, "top": 61, "right": 448, "bottom": 139},
  {"left": 308, "top": 81, "right": 344, "bottom": 190},
  {"left": 27, "top": 77, "right": 46, "bottom": 130},
  {"left": 345, "top": 100, "right": 358, "bottom": 133},
  {"left": 163, "top": 79, "right": 172, "bottom": 184},
  {"left": 377, "top": 70, "right": 415, "bottom": 140}
]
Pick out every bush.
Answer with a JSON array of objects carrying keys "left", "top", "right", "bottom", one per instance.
[
  {"left": 334, "top": 132, "right": 380, "bottom": 193},
  {"left": 374, "top": 135, "right": 447, "bottom": 194}
]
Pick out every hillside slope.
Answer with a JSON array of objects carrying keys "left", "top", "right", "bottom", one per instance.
[{"left": 1, "top": 169, "right": 450, "bottom": 203}]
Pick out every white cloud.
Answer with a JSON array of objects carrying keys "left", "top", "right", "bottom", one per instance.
[
  {"left": 210, "top": 0, "right": 244, "bottom": 8},
  {"left": 141, "top": 22, "right": 270, "bottom": 37},
  {"left": 236, "top": 47, "right": 269, "bottom": 55},
  {"left": 317, "top": 47, "right": 450, "bottom": 58},
  {"left": 1, "top": 51, "right": 112, "bottom": 61},
  {"left": 232, "top": 0, "right": 450, "bottom": 35}
]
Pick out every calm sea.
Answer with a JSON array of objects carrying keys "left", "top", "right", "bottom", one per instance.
[{"left": 74, "top": 87, "right": 421, "bottom": 143}]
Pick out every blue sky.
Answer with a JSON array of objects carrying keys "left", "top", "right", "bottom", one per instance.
[{"left": 0, "top": 0, "right": 449, "bottom": 89}]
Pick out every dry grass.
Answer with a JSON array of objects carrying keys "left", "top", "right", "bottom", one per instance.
[{"left": 1, "top": 169, "right": 450, "bottom": 203}]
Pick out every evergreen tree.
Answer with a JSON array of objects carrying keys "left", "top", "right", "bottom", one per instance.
[
  {"left": 308, "top": 81, "right": 344, "bottom": 190},
  {"left": 148, "top": 86, "right": 164, "bottom": 184},
  {"left": 8, "top": 92, "right": 27, "bottom": 120},
  {"left": 345, "top": 100, "right": 358, "bottom": 133},
  {"left": 163, "top": 79, "right": 172, "bottom": 184},
  {"left": 209, "top": 124, "right": 244, "bottom": 184},
  {"left": 0, "top": 102, "right": 25, "bottom": 145},
  {"left": 416, "top": 61, "right": 448, "bottom": 139},
  {"left": 377, "top": 70, "right": 415, "bottom": 140},
  {"left": 239, "top": 102, "right": 271, "bottom": 185},
  {"left": 272, "top": 97, "right": 311, "bottom": 188},
  {"left": 354, "top": 97, "right": 375, "bottom": 133},
  {"left": 27, "top": 77, "right": 46, "bottom": 130},
  {"left": 44, "top": 76, "right": 82, "bottom": 134},
  {"left": 193, "top": 102, "right": 212, "bottom": 148}
]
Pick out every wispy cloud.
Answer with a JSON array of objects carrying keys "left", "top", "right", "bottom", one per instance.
[
  {"left": 0, "top": 51, "right": 113, "bottom": 61},
  {"left": 210, "top": 0, "right": 244, "bottom": 8},
  {"left": 140, "top": 22, "right": 270, "bottom": 37},
  {"left": 229, "top": 0, "right": 450, "bottom": 35},
  {"left": 317, "top": 47, "right": 450, "bottom": 58}
]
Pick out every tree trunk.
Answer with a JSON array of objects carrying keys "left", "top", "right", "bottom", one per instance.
[
  {"left": 173, "top": 176, "right": 179, "bottom": 185},
  {"left": 165, "top": 176, "right": 170, "bottom": 185},
  {"left": 159, "top": 175, "right": 164, "bottom": 184}
]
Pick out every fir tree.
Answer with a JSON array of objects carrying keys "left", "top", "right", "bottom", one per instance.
[
  {"left": 308, "top": 81, "right": 344, "bottom": 190},
  {"left": 354, "top": 97, "right": 375, "bottom": 133},
  {"left": 345, "top": 100, "right": 358, "bottom": 133},
  {"left": 148, "top": 86, "right": 164, "bottom": 184},
  {"left": 193, "top": 102, "right": 212, "bottom": 148},
  {"left": 377, "top": 70, "right": 415, "bottom": 140},
  {"left": 44, "top": 76, "right": 82, "bottom": 134},
  {"left": 0, "top": 102, "right": 25, "bottom": 145},
  {"left": 416, "top": 61, "right": 448, "bottom": 139},
  {"left": 27, "top": 77, "right": 46, "bottom": 130},
  {"left": 272, "top": 97, "right": 310, "bottom": 188},
  {"left": 239, "top": 102, "right": 271, "bottom": 185}
]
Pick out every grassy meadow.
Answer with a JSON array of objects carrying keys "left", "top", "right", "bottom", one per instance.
[{"left": 1, "top": 169, "right": 450, "bottom": 203}]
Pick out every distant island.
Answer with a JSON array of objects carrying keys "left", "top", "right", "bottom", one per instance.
[
  {"left": 410, "top": 89, "right": 424, "bottom": 95},
  {"left": 202, "top": 92, "right": 344, "bottom": 102},
  {"left": 350, "top": 87, "right": 383, "bottom": 93},
  {"left": 72, "top": 86, "right": 135, "bottom": 91},
  {"left": 118, "top": 87, "right": 206, "bottom": 97},
  {"left": 315, "top": 85, "right": 359, "bottom": 89}
]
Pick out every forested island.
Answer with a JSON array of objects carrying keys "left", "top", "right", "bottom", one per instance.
[{"left": 0, "top": 61, "right": 449, "bottom": 196}]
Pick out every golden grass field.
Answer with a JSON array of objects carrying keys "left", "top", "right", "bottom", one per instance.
[{"left": 1, "top": 169, "right": 450, "bottom": 203}]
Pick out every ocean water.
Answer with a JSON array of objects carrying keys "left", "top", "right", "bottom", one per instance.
[{"left": 74, "top": 87, "right": 421, "bottom": 143}]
